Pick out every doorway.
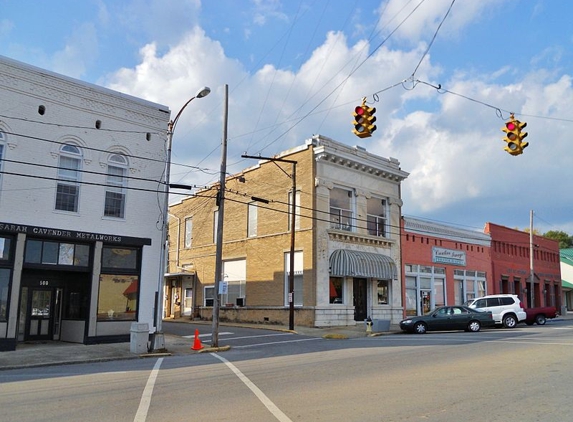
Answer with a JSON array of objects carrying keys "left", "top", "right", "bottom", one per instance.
[{"left": 353, "top": 278, "right": 368, "bottom": 321}]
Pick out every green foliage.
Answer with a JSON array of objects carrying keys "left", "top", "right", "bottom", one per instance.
[{"left": 543, "top": 230, "right": 573, "bottom": 249}]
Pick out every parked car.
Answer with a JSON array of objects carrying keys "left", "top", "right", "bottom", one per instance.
[
  {"left": 399, "top": 306, "right": 495, "bottom": 334},
  {"left": 524, "top": 306, "right": 558, "bottom": 325},
  {"left": 465, "top": 294, "right": 526, "bottom": 328}
]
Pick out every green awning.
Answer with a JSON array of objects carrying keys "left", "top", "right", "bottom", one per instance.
[{"left": 562, "top": 280, "right": 573, "bottom": 290}]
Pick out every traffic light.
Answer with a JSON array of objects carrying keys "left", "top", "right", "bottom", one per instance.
[
  {"left": 352, "top": 99, "right": 377, "bottom": 138},
  {"left": 502, "top": 114, "right": 528, "bottom": 156}
]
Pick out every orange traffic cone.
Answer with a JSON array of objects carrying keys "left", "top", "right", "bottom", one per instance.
[{"left": 191, "top": 329, "right": 204, "bottom": 350}]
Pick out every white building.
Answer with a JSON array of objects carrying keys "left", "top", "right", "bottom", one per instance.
[{"left": 0, "top": 55, "right": 170, "bottom": 351}]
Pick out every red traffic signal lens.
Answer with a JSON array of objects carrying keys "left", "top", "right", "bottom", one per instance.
[
  {"left": 355, "top": 106, "right": 365, "bottom": 115},
  {"left": 506, "top": 121, "right": 516, "bottom": 131}
]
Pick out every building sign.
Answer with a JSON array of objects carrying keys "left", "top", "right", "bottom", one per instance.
[
  {"left": 432, "top": 246, "right": 466, "bottom": 266},
  {"left": 0, "top": 222, "right": 151, "bottom": 246}
]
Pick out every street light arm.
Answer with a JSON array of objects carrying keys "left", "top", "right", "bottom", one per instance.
[{"left": 169, "top": 86, "right": 211, "bottom": 132}]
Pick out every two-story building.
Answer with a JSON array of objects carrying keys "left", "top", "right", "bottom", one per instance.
[
  {"left": 0, "top": 55, "right": 170, "bottom": 351},
  {"left": 166, "top": 135, "right": 409, "bottom": 327}
]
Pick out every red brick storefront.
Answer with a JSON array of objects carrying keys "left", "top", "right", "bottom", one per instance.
[
  {"left": 485, "top": 223, "right": 561, "bottom": 309},
  {"left": 401, "top": 217, "right": 492, "bottom": 317}
]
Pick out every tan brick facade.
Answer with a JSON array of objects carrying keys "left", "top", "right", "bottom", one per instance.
[{"left": 167, "top": 135, "right": 409, "bottom": 327}]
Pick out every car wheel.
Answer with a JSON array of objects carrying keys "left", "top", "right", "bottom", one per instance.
[
  {"left": 503, "top": 314, "right": 517, "bottom": 328},
  {"left": 467, "top": 320, "right": 481, "bottom": 332},
  {"left": 535, "top": 315, "right": 547, "bottom": 325},
  {"left": 413, "top": 322, "right": 427, "bottom": 334}
]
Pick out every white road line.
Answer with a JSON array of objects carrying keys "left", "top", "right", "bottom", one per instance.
[
  {"left": 232, "top": 337, "right": 322, "bottom": 349},
  {"left": 218, "top": 333, "right": 295, "bottom": 341},
  {"left": 182, "top": 332, "right": 234, "bottom": 339},
  {"left": 212, "top": 353, "right": 292, "bottom": 422},
  {"left": 133, "top": 357, "right": 163, "bottom": 422}
]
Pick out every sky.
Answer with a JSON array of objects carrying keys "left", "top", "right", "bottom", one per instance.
[{"left": 1, "top": 0, "right": 572, "bottom": 236}]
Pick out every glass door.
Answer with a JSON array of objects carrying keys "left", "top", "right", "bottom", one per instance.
[{"left": 27, "top": 288, "right": 53, "bottom": 341}]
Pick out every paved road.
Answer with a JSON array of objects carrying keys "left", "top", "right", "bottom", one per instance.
[{"left": 2, "top": 320, "right": 572, "bottom": 421}]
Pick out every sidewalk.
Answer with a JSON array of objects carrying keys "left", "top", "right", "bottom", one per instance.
[{"left": 0, "top": 321, "right": 382, "bottom": 371}]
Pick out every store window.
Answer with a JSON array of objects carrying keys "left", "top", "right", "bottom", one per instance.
[
  {"left": 0, "top": 268, "right": 9, "bottom": 322},
  {"left": 329, "top": 277, "right": 344, "bottom": 304},
  {"left": 24, "top": 239, "right": 90, "bottom": 267},
  {"left": 377, "top": 280, "right": 389, "bottom": 304},
  {"left": 98, "top": 247, "right": 140, "bottom": 321}
]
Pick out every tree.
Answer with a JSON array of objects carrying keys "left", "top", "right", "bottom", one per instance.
[{"left": 543, "top": 230, "right": 573, "bottom": 249}]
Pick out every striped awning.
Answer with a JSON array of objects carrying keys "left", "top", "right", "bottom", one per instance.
[{"left": 329, "top": 249, "right": 397, "bottom": 279}]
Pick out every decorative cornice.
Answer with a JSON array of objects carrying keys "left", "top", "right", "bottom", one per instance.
[{"left": 328, "top": 229, "right": 394, "bottom": 248}]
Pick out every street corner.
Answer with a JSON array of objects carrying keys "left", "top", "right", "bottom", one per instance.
[{"left": 196, "top": 345, "right": 231, "bottom": 353}]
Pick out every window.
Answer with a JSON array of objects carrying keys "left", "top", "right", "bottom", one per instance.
[
  {"left": 222, "top": 259, "right": 246, "bottom": 306},
  {"left": 247, "top": 202, "right": 257, "bottom": 237},
  {"left": 285, "top": 251, "right": 303, "bottom": 306},
  {"left": 377, "top": 280, "right": 389, "bottom": 304},
  {"left": 24, "top": 239, "right": 90, "bottom": 267},
  {"left": 0, "top": 268, "right": 10, "bottom": 322},
  {"left": 56, "top": 144, "right": 82, "bottom": 212},
  {"left": 329, "top": 277, "right": 344, "bottom": 304},
  {"left": 288, "top": 190, "right": 301, "bottom": 231},
  {"left": 204, "top": 286, "right": 214, "bottom": 306},
  {"left": 104, "top": 154, "right": 127, "bottom": 218},
  {"left": 213, "top": 210, "right": 218, "bottom": 244},
  {"left": 184, "top": 217, "right": 193, "bottom": 248},
  {"left": 98, "top": 246, "right": 141, "bottom": 321},
  {"left": 367, "top": 197, "right": 387, "bottom": 237},
  {"left": 330, "top": 187, "right": 353, "bottom": 230}
]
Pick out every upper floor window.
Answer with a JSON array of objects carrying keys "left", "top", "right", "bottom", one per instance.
[
  {"left": 367, "top": 197, "right": 388, "bottom": 237},
  {"left": 185, "top": 217, "right": 193, "bottom": 248},
  {"left": 288, "top": 190, "right": 301, "bottom": 231},
  {"left": 104, "top": 154, "right": 127, "bottom": 218},
  {"left": 247, "top": 202, "right": 257, "bottom": 237},
  {"left": 55, "top": 143, "right": 82, "bottom": 212},
  {"left": 213, "top": 210, "right": 219, "bottom": 244},
  {"left": 330, "top": 187, "right": 353, "bottom": 231}
]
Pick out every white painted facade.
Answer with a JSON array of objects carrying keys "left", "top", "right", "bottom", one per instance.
[{"left": 0, "top": 55, "right": 170, "bottom": 350}]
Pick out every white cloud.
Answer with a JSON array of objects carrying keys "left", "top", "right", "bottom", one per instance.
[{"left": 51, "top": 23, "right": 99, "bottom": 79}]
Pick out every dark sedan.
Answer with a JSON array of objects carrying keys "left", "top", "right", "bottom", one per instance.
[{"left": 399, "top": 306, "right": 495, "bottom": 334}]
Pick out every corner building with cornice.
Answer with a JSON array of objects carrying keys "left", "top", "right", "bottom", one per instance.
[
  {"left": 0, "top": 56, "right": 170, "bottom": 351},
  {"left": 167, "top": 135, "right": 409, "bottom": 327}
]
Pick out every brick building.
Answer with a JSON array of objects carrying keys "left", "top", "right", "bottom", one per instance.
[
  {"left": 0, "top": 55, "right": 170, "bottom": 351},
  {"left": 401, "top": 216, "right": 492, "bottom": 316},
  {"left": 485, "top": 223, "right": 561, "bottom": 310},
  {"left": 166, "top": 135, "right": 409, "bottom": 327}
]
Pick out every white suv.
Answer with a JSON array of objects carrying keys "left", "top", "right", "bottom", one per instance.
[{"left": 466, "top": 294, "right": 526, "bottom": 328}]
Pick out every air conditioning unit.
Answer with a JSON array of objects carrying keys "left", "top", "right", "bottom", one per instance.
[{"left": 236, "top": 297, "right": 245, "bottom": 307}]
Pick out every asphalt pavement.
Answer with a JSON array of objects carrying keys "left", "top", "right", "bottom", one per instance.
[{"left": 0, "top": 320, "right": 385, "bottom": 371}]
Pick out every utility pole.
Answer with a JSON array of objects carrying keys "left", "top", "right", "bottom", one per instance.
[
  {"left": 211, "top": 84, "right": 229, "bottom": 347},
  {"left": 529, "top": 209, "right": 535, "bottom": 308},
  {"left": 242, "top": 154, "right": 297, "bottom": 330}
]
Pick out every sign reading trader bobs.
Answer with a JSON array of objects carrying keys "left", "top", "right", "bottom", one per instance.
[
  {"left": 432, "top": 247, "right": 466, "bottom": 266},
  {"left": 0, "top": 222, "right": 151, "bottom": 246}
]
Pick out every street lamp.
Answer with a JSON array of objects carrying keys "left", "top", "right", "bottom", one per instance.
[{"left": 152, "top": 86, "right": 210, "bottom": 351}]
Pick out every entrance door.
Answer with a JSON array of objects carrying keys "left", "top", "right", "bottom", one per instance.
[
  {"left": 27, "top": 288, "right": 54, "bottom": 340},
  {"left": 353, "top": 278, "right": 368, "bottom": 321},
  {"left": 420, "top": 290, "right": 432, "bottom": 315}
]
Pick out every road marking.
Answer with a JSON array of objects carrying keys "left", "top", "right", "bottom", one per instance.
[
  {"left": 134, "top": 357, "right": 163, "bottom": 422},
  {"left": 232, "top": 337, "right": 321, "bottom": 349},
  {"left": 219, "top": 333, "right": 295, "bottom": 341},
  {"left": 182, "top": 332, "right": 234, "bottom": 338},
  {"left": 212, "top": 353, "right": 292, "bottom": 422}
]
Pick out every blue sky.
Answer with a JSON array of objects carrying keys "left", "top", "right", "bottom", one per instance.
[{"left": 1, "top": 0, "right": 572, "bottom": 235}]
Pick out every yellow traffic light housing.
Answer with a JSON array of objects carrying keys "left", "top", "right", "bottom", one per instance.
[
  {"left": 502, "top": 114, "right": 528, "bottom": 156},
  {"left": 352, "top": 98, "right": 377, "bottom": 138}
]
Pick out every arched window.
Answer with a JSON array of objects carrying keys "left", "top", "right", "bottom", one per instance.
[
  {"left": 104, "top": 153, "right": 128, "bottom": 218},
  {"left": 55, "top": 143, "right": 82, "bottom": 212}
]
